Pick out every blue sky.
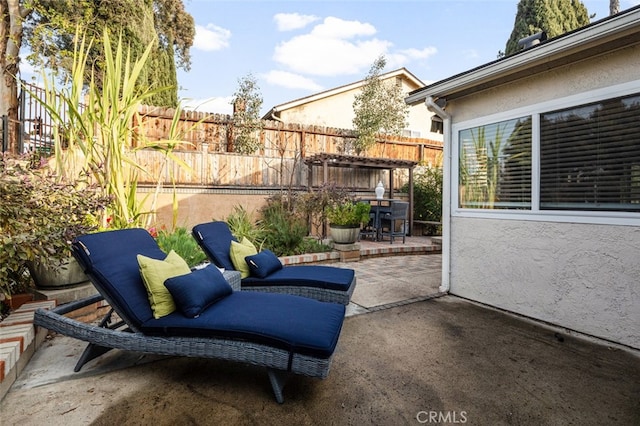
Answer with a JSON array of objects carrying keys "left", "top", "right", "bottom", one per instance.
[
  {"left": 19, "top": 1, "right": 638, "bottom": 116},
  {"left": 178, "top": 0, "right": 638, "bottom": 116}
]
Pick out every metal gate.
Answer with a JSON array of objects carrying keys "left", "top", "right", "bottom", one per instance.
[
  {"left": 18, "top": 80, "right": 59, "bottom": 154},
  {"left": 1, "top": 80, "right": 64, "bottom": 154}
]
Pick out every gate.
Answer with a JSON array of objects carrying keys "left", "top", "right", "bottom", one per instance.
[
  {"left": 1, "top": 80, "right": 63, "bottom": 154},
  {"left": 18, "top": 80, "right": 59, "bottom": 154}
]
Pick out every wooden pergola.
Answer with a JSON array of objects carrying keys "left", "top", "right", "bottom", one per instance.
[{"left": 304, "top": 153, "right": 419, "bottom": 235}]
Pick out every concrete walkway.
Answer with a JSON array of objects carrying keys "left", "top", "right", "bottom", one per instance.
[{"left": 1, "top": 251, "right": 639, "bottom": 425}]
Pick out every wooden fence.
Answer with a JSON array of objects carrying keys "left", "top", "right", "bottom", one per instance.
[{"left": 135, "top": 106, "right": 443, "bottom": 190}]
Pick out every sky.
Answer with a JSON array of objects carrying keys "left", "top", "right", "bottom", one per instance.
[
  {"left": 177, "top": 0, "right": 639, "bottom": 117},
  {"left": 19, "top": 1, "right": 639, "bottom": 116}
]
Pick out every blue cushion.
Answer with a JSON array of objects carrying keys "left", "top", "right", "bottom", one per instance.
[
  {"left": 242, "top": 265, "right": 355, "bottom": 291},
  {"left": 72, "top": 229, "right": 167, "bottom": 328},
  {"left": 245, "top": 250, "right": 283, "bottom": 278},
  {"left": 192, "top": 222, "right": 237, "bottom": 271},
  {"left": 164, "top": 265, "right": 233, "bottom": 318},
  {"left": 141, "top": 291, "right": 346, "bottom": 358}
]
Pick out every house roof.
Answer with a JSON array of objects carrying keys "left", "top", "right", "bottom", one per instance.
[
  {"left": 264, "top": 68, "right": 425, "bottom": 120},
  {"left": 405, "top": 5, "right": 640, "bottom": 105}
]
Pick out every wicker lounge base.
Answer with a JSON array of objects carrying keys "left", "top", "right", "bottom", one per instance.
[
  {"left": 34, "top": 229, "right": 346, "bottom": 403},
  {"left": 193, "top": 221, "right": 357, "bottom": 305},
  {"left": 34, "top": 294, "right": 333, "bottom": 403}
]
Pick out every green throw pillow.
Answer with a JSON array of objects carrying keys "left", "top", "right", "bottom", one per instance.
[
  {"left": 137, "top": 250, "right": 192, "bottom": 318},
  {"left": 230, "top": 237, "right": 257, "bottom": 279}
]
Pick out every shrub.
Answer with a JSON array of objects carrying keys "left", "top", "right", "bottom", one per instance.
[
  {"left": 225, "top": 205, "right": 264, "bottom": 248},
  {"left": 155, "top": 227, "right": 207, "bottom": 268},
  {"left": 259, "top": 196, "right": 309, "bottom": 256},
  {"left": 326, "top": 201, "right": 371, "bottom": 227},
  {"left": 406, "top": 165, "right": 443, "bottom": 234},
  {"left": 0, "top": 153, "right": 110, "bottom": 298}
]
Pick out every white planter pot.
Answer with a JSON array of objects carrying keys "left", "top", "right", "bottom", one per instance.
[
  {"left": 28, "top": 256, "right": 88, "bottom": 289},
  {"left": 329, "top": 225, "right": 360, "bottom": 244}
]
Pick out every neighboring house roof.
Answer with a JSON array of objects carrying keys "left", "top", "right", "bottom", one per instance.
[
  {"left": 406, "top": 5, "right": 640, "bottom": 105},
  {"left": 263, "top": 68, "right": 425, "bottom": 121}
]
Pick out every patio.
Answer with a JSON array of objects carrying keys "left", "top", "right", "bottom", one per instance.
[{"left": 1, "top": 241, "right": 639, "bottom": 424}]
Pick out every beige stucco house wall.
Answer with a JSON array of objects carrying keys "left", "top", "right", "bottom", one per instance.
[
  {"left": 263, "top": 68, "right": 443, "bottom": 142},
  {"left": 407, "top": 7, "right": 640, "bottom": 350}
]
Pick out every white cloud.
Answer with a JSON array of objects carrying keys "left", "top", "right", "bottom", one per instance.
[
  {"left": 310, "top": 16, "right": 376, "bottom": 39},
  {"left": 181, "top": 96, "right": 233, "bottom": 115},
  {"left": 386, "top": 47, "right": 438, "bottom": 68},
  {"left": 274, "top": 13, "right": 319, "bottom": 31},
  {"left": 273, "top": 17, "right": 390, "bottom": 76},
  {"left": 262, "top": 70, "right": 323, "bottom": 91},
  {"left": 193, "top": 24, "right": 231, "bottom": 52}
]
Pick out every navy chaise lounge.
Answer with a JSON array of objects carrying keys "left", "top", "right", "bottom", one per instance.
[
  {"left": 33, "top": 228, "right": 346, "bottom": 403},
  {"left": 192, "top": 221, "right": 356, "bottom": 305}
]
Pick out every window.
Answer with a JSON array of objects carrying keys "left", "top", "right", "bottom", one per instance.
[
  {"left": 453, "top": 85, "right": 640, "bottom": 223},
  {"left": 540, "top": 93, "right": 640, "bottom": 211},
  {"left": 431, "top": 116, "right": 444, "bottom": 134},
  {"left": 458, "top": 117, "right": 531, "bottom": 209}
]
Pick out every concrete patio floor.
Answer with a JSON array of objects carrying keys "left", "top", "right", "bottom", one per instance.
[{"left": 1, "top": 251, "right": 639, "bottom": 425}]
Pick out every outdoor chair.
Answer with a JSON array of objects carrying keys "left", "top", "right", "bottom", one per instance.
[
  {"left": 192, "top": 221, "right": 356, "bottom": 305},
  {"left": 379, "top": 201, "right": 409, "bottom": 244},
  {"left": 33, "top": 228, "right": 346, "bottom": 403}
]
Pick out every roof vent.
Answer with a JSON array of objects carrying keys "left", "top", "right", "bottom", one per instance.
[{"left": 517, "top": 31, "right": 547, "bottom": 50}]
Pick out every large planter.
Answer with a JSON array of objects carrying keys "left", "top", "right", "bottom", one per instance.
[
  {"left": 28, "top": 256, "right": 88, "bottom": 289},
  {"left": 329, "top": 225, "right": 360, "bottom": 244}
]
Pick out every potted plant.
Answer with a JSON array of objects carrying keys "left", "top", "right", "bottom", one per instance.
[
  {"left": 326, "top": 200, "right": 371, "bottom": 244},
  {"left": 0, "top": 153, "right": 110, "bottom": 301}
]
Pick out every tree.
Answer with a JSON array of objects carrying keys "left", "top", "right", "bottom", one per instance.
[
  {"left": 230, "top": 73, "right": 263, "bottom": 154},
  {"left": 22, "top": 0, "right": 194, "bottom": 107},
  {"left": 610, "top": 0, "right": 620, "bottom": 15},
  {"left": 352, "top": 55, "right": 408, "bottom": 155},
  {"left": 504, "top": 0, "right": 591, "bottom": 56},
  {"left": 1, "top": 0, "right": 29, "bottom": 153}
]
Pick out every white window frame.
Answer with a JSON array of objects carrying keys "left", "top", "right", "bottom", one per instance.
[{"left": 451, "top": 79, "right": 640, "bottom": 226}]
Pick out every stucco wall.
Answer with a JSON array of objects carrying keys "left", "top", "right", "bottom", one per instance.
[
  {"left": 139, "top": 190, "right": 270, "bottom": 230},
  {"left": 450, "top": 218, "right": 640, "bottom": 349},
  {"left": 448, "top": 43, "right": 640, "bottom": 122},
  {"left": 443, "top": 43, "right": 640, "bottom": 349}
]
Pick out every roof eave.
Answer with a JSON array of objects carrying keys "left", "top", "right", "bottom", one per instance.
[{"left": 406, "top": 7, "right": 640, "bottom": 105}]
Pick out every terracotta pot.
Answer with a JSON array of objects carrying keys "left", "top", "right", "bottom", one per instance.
[
  {"left": 329, "top": 225, "right": 360, "bottom": 244},
  {"left": 28, "top": 256, "right": 88, "bottom": 289},
  {"left": 6, "top": 293, "right": 35, "bottom": 310}
]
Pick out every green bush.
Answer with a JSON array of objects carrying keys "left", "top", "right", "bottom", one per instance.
[
  {"left": 326, "top": 201, "right": 371, "bottom": 226},
  {"left": 0, "top": 153, "right": 110, "bottom": 298},
  {"left": 225, "top": 205, "right": 264, "bottom": 248},
  {"left": 295, "top": 183, "right": 353, "bottom": 238},
  {"left": 259, "top": 196, "right": 309, "bottom": 256},
  {"left": 406, "top": 165, "right": 443, "bottom": 235},
  {"left": 156, "top": 227, "right": 207, "bottom": 268}
]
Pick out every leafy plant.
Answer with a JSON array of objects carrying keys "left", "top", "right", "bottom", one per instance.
[
  {"left": 326, "top": 201, "right": 371, "bottom": 227},
  {"left": 352, "top": 55, "right": 409, "bottom": 154},
  {"left": 156, "top": 227, "right": 207, "bottom": 268},
  {"left": 296, "top": 182, "right": 353, "bottom": 238},
  {"left": 296, "top": 237, "right": 332, "bottom": 255},
  {"left": 36, "top": 28, "right": 194, "bottom": 230},
  {"left": 230, "top": 73, "right": 264, "bottom": 154},
  {"left": 259, "top": 196, "right": 310, "bottom": 256},
  {"left": 225, "top": 205, "right": 265, "bottom": 249},
  {"left": 405, "top": 164, "right": 443, "bottom": 235},
  {"left": 0, "top": 153, "right": 110, "bottom": 298}
]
